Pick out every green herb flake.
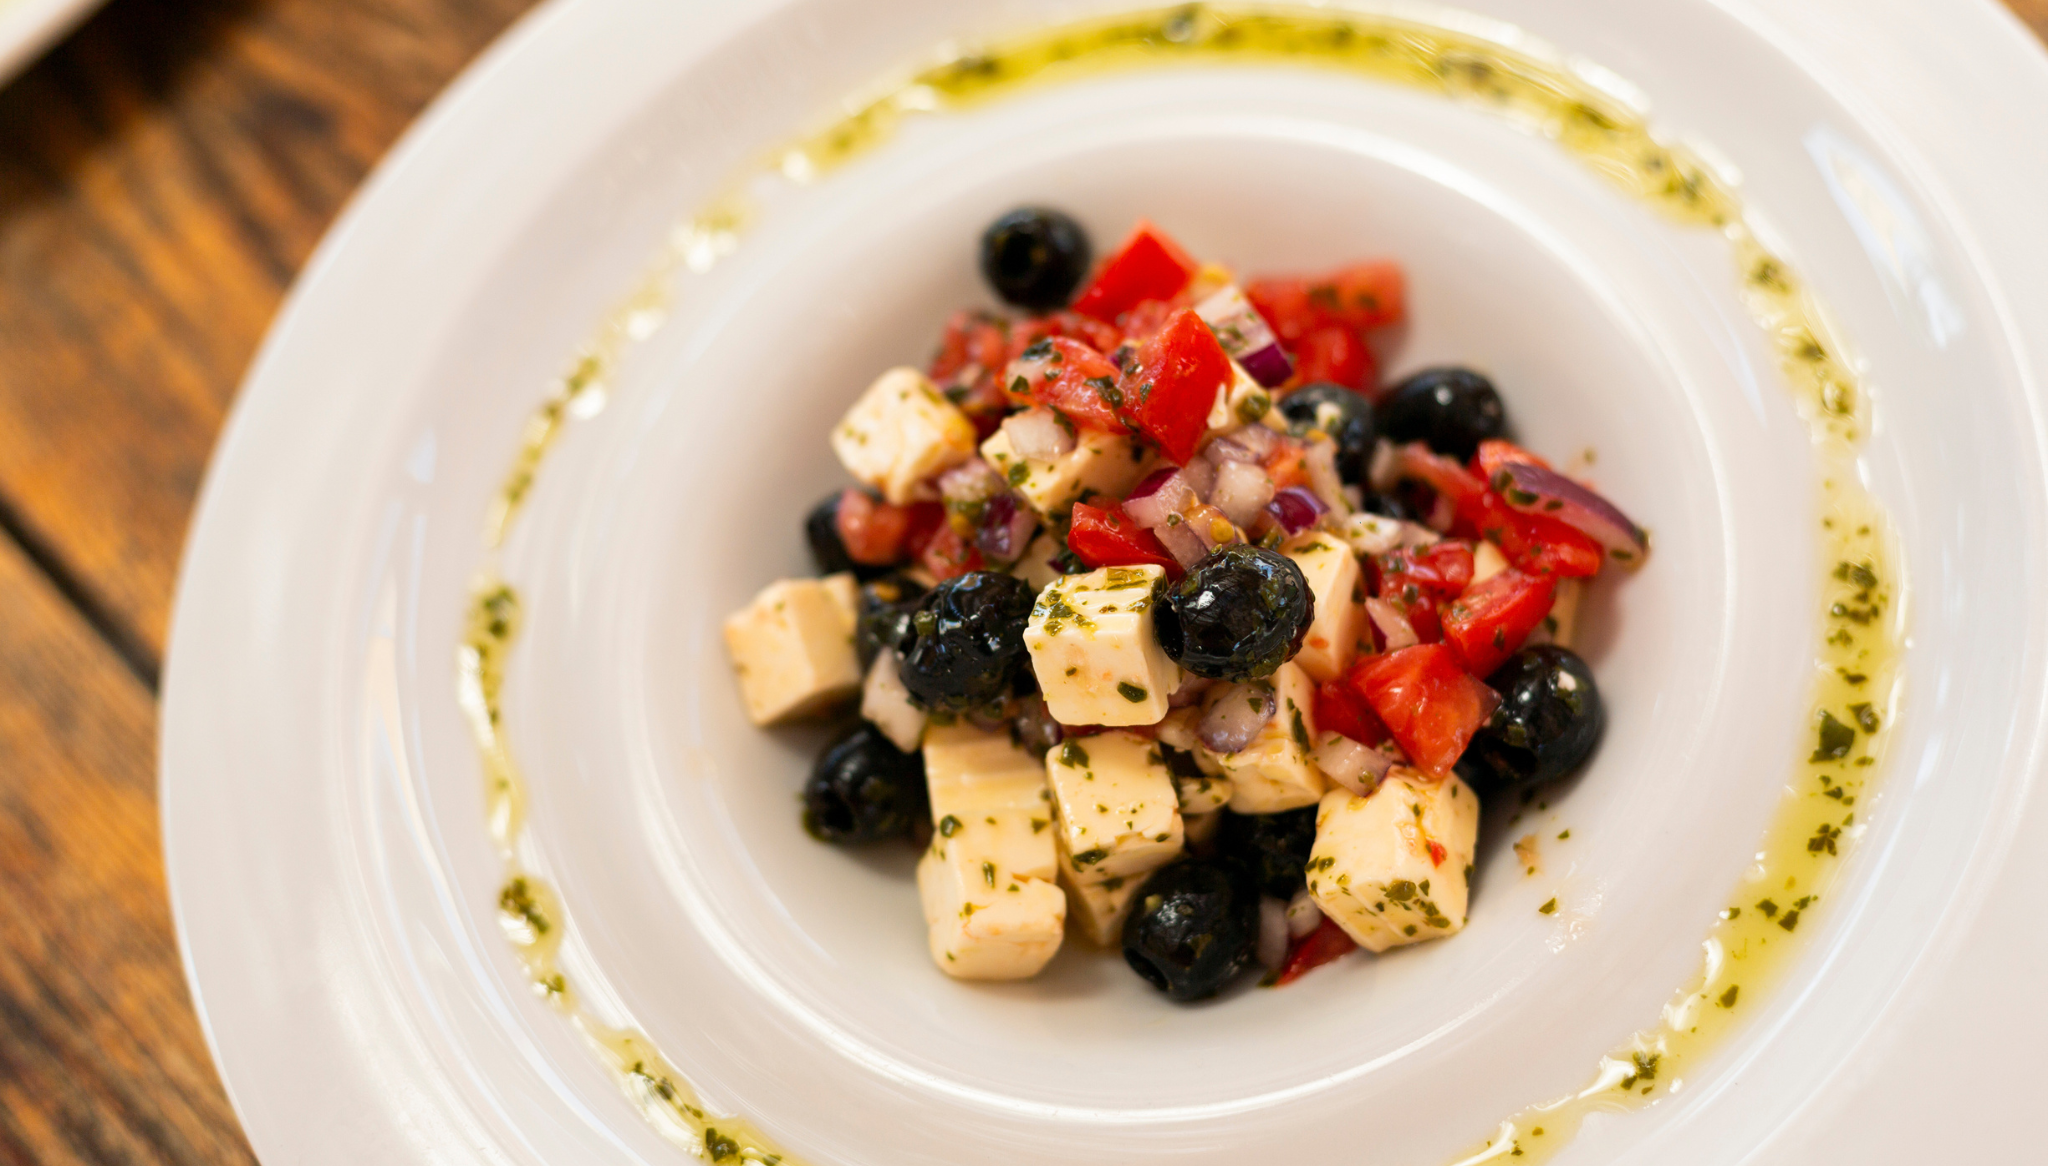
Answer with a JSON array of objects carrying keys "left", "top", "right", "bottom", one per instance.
[
  {"left": 1117, "top": 681, "right": 1149, "bottom": 703},
  {"left": 1718, "top": 985, "right": 1741, "bottom": 1009},
  {"left": 938, "top": 814, "right": 962, "bottom": 837},
  {"left": 1538, "top": 897, "right": 1558, "bottom": 915},
  {"left": 1058, "top": 740, "right": 1089, "bottom": 768},
  {"left": 1810, "top": 710, "right": 1856, "bottom": 762}
]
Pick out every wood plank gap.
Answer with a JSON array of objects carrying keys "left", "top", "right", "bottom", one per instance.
[{"left": 0, "top": 499, "right": 160, "bottom": 694}]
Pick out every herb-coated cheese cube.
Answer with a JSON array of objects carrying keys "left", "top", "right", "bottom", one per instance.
[
  {"left": 860, "top": 649, "right": 926, "bottom": 752},
  {"left": 1046, "top": 732, "right": 1183, "bottom": 882},
  {"left": 922, "top": 724, "right": 1056, "bottom": 884},
  {"left": 831, "top": 367, "right": 978, "bottom": 503},
  {"left": 721, "top": 573, "right": 860, "bottom": 725},
  {"left": 1205, "top": 662, "right": 1327, "bottom": 813},
  {"left": 1174, "top": 771, "right": 1233, "bottom": 815},
  {"left": 918, "top": 843, "right": 1066, "bottom": 980},
  {"left": 1282, "top": 531, "right": 1368, "bottom": 683},
  {"left": 1059, "top": 860, "right": 1145, "bottom": 947},
  {"left": 980, "top": 426, "right": 1152, "bottom": 518},
  {"left": 1203, "top": 360, "right": 1275, "bottom": 438},
  {"left": 1307, "top": 772, "right": 1480, "bottom": 953},
  {"left": 1025, "top": 566, "right": 1182, "bottom": 727}
]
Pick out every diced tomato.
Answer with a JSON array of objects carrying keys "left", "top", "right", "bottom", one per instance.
[
  {"left": 1115, "top": 298, "right": 1179, "bottom": 345},
  {"left": 1375, "top": 541, "right": 1475, "bottom": 602},
  {"left": 1071, "top": 220, "right": 1200, "bottom": 323},
  {"left": 1002, "top": 336, "right": 1130, "bottom": 434},
  {"left": 1394, "top": 443, "right": 1490, "bottom": 517},
  {"left": 1290, "top": 324, "right": 1376, "bottom": 392},
  {"left": 1261, "top": 435, "right": 1314, "bottom": 492},
  {"left": 1463, "top": 491, "right": 1603, "bottom": 578},
  {"left": 1315, "top": 680, "right": 1389, "bottom": 747},
  {"left": 1005, "top": 311, "right": 1123, "bottom": 363},
  {"left": 910, "top": 516, "right": 983, "bottom": 581},
  {"left": 1471, "top": 438, "right": 1553, "bottom": 483},
  {"left": 928, "top": 309, "right": 1010, "bottom": 383},
  {"left": 834, "top": 488, "right": 918, "bottom": 565},
  {"left": 1443, "top": 568, "right": 1557, "bottom": 677},
  {"left": 1066, "top": 502, "right": 1181, "bottom": 575},
  {"left": 1273, "top": 915, "right": 1358, "bottom": 985},
  {"left": 1118, "top": 307, "right": 1232, "bottom": 465},
  {"left": 1349, "top": 644, "right": 1501, "bottom": 776},
  {"left": 1246, "top": 260, "right": 1408, "bottom": 343}
]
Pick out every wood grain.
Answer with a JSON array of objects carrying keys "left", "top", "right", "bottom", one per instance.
[{"left": 2010, "top": 0, "right": 2048, "bottom": 42}]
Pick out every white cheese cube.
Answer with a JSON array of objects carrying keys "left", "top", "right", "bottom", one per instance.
[
  {"left": 980, "top": 426, "right": 1152, "bottom": 518},
  {"left": 1282, "top": 531, "right": 1368, "bottom": 683},
  {"left": 922, "top": 723, "right": 1057, "bottom": 883},
  {"left": 1308, "top": 772, "right": 1480, "bottom": 953},
  {"left": 1532, "top": 577, "right": 1582, "bottom": 649},
  {"left": 1025, "top": 566, "right": 1182, "bottom": 727},
  {"left": 1472, "top": 540, "right": 1509, "bottom": 584},
  {"left": 722, "top": 574, "right": 860, "bottom": 725},
  {"left": 1046, "top": 732, "right": 1183, "bottom": 883},
  {"left": 1174, "top": 772, "right": 1233, "bottom": 815},
  {"left": 1183, "top": 809, "right": 1224, "bottom": 848},
  {"left": 1206, "top": 662, "right": 1327, "bottom": 813},
  {"left": 1059, "top": 860, "right": 1145, "bottom": 946},
  {"left": 831, "top": 367, "right": 978, "bottom": 503},
  {"left": 918, "top": 843, "right": 1066, "bottom": 980},
  {"left": 1203, "top": 360, "right": 1275, "bottom": 438},
  {"left": 1010, "top": 529, "right": 1066, "bottom": 593},
  {"left": 860, "top": 649, "right": 926, "bottom": 752}
]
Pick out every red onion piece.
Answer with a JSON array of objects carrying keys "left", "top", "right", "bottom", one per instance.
[
  {"left": 1204, "top": 436, "right": 1262, "bottom": 465},
  {"left": 1238, "top": 343, "right": 1294, "bottom": 389},
  {"left": 1311, "top": 733, "right": 1392, "bottom": 797},
  {"left": 1267, "top": 487, "right": 1327, "bottom": 535},
  {"left": 1257, "top": 898, "right": 1290, "bottom": 970},
  {"left": 1496, "top": 461, "right": 1649, "bottom": 562},
  {"left": 1167, "top": 673, "right": 1212, "bottom": 708},
  {"left": 1002, "top": 408, "right": 1075, "bottom": 462},
  {"left": 975, "top": 492, "right": 1037, "bottom": 562},
  {"left": 1155, "top": 519, "right": 1210, "bottom": 569},
  {"left": 1124, "top": 467, "right": 1194, "bottom": 529},
  {"left": 1212, "top": 461, "right": 1276, "bottom": 527},
  {"left": 1224, "top": 422, "right": 1281, "bottom": 458},
  {"left": 1180, "top": 454, "right": 1217, "bottom": 502},
  {"left": 1366, "top": 598, "right": 1419, "bottom": 651},
  {"left": 1198, "top": 682, "right": 1277, "bottom": 754}
]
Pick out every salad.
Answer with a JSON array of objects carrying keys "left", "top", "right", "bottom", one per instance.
[{"left": 723, "top": 210, "right": 1647, "bottom": 1001}]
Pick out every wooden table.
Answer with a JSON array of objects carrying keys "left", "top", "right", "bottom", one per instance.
[{"left": 0, "top": 1, "right": 2039, "bottom": 1161}]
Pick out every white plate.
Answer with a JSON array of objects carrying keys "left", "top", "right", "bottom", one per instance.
[
  {"left": 0, "top": 0, "right": 104, "bottom": 86},
  {"left": 161, "top": 2, "right": 2048, "bottom": 1164}
]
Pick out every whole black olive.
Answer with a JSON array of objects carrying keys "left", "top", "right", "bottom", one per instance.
[
  {"left": 803, "top": 723, "right": 928, "bottom": 844},
  {"left": 854, "top": 575, "right": 927, "bottom": 670},
  {"left": 804, "top": 490, "right": 895, "bottom": 581},
  {"left": 1155, "top": 545, "right": 1314, "bottom": 682},
  {"left": 1458, "top": 645, "right": 1604, "bottom": 793},
  {"left": 1217, "top": 807, "right": 1319, "bottom": 899},
  {"left": 1279, "top": 383, "right": 1376, "bottom": 485},
  {"left": 1377, "top": 367, "right": 1507, "bottom": 460},
  {"left": 979, "top": 207, "right": 1092, "bottom": 311},
  {"left": 1360, "top": 491, "right": 1414, "bottom": 522},
  {"left": 898, "top": 571, "right": 1036, "bottom": 712},
  {"left": 1122, "top": 858, "right": 1260, "bottom": 1001}
]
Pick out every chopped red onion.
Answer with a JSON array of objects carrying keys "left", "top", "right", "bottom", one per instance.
[
  {"left": 1367, "top": 438, "right": 1400, "bottom": 493},
  {"left": 1267, "top": 487, "right": 1326, "bottom": 535},
  {"left": 1303, "top": 438, "right": 1348, "bottom": 514},
  {"left": 1285, "top": 889, "right": 1324, "bottom": 938},
  {"left": 1212, "top": 460, "right": 1275, "bottom": 527},
  {"left": 1238, "top": 343, "right": 1293, "bottom": 389},
  {"left": 1426, "top": 492, "right": 1457, "bottom": 532},
  {"left": 1198, "top": 682, "right": 1276, "bottom": 754},
  {"left": 1124, "top": 467, "right": 1194, "bottom": 529},
  {"left": 1256, "top": 897, "right": 1290, "bottom": 970},
  {"left": 1205, "top": 436, "right": 1262, "bottom": 464},
  {"left": 1495, "top": 461, "right": 1650, "bottom": 563},
  {"left": 1180, "top": 454, "right": 1217, "bottom": 502},
  {"left": 1192, "top": 285, "right": 1294, "bottom": 389},
  {"left": 1002, "top": 408, "right": 1075, "bottom": 462},
  {"left": 1311, "top": 732, "right": 1391, "bottom": 797},
  {"left": 1155, "top": 519, "right": 1210, "bottom": 569},
  {"left": 1167, "top": 673, "right": 1212, "bottom": 709},
  {"left": 975, "top": 492, "right": 1037, "bottom": 563},
  {"left": 938, "top": 457, "right": 1002, "bottom": 502},
  {"left": 1225, "top": 422, "right": 1281, "bottom": 457},
  {"left": 1366, "top": 598, "right": 1419, "bottom": 651}
]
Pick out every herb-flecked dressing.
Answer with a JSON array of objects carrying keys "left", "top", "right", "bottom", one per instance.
[{"left": 457, "top": 7, "right": 1904, "bottom": 1165}]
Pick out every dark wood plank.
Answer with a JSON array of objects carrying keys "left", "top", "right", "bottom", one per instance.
[
  {"left": 0, "top": 531, "right": 254, "bottom": 1166},
  {"left": 0, "top": 0, "right": 538, "bottom": 678},
  {"left": 2009, "top": 0, "right": 2048, "bottom": 41}
]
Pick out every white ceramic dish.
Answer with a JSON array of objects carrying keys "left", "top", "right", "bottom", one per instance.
[
  {"left": 161, "top": 2, "right": 2048, "bottom": 1164},
  {"left": 0, "top": 0, "right": 103, "bottom": 86}
]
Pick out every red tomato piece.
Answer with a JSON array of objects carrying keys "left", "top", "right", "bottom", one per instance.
[
  {"left": 1376, "top": 541, "right": 1475, "bottom": 602},
  {"left": 1071, "top": 220, "right": 1200, "bottom": 323},
  {"left": 1002, "top": 336, "right": 1130, "bottom": 434},
  {"left": 1394, "top": 443, "right": 1490, "bottom": 518},
  {"left": 1273, "top": 915, "right": 1358, "bottom": 985},
  {"left": 1119, "top": 307, "right": 1233, "bottom": 465},
  {"left": 1349, "top": 644, "right": 1501, "bottom": 776},
  {"left": 1246, "top": 260, "right": 1408, "bottom": 343},
  {"left": 1261, "top": 434, "right": 1314, "bottom": 492},
  {"left": 928, "top": 309, "right": 1010, "bottom": 383},
  {"left": 1115, "top": 298, "right": 1179, "bottom": 345},
  {"left": 1066, "top": 502, "right": 1181, "bottom": 575},
  {"left": 910, "top": 516, "right": 983, "bottom": 581},
  {"left": 1463, "top": 491, "right": 1604, "bottom": 578},
  {"left": 1005, "top": 311, "right": 1123, "bottom": 363},
  {"left": 1290, "top": 324, "right": 1376, "bottom": 392},
  {"left": 1314, "top": 680, "right": 1390, "bottom": 747},
  {"left": 1471, "top": 438, "right": 1554, "bottom": 483},
  {"left": 1443, "top": 568, "right": 1557, "bottom": 677},
  {"left": 834, "top": 488, "right": 918, "bottom": 566}
]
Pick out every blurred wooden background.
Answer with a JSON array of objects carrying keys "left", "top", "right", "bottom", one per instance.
[{"left": 0, "top": 1, "right": 2039, "bottom": 1161}]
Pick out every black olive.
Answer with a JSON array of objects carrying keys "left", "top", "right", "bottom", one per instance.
[
  {"left": 898, "top": 571, "right": 1036, "bottom": 712},
  {"left": 1458, "top": 645, "right": 1604, "bottom": 793},
  {"left": 1360, "top": 491, "right": 1414, "bottom": 521},
  {"left": 1217, "top": 807, "right": 1319, "bottom": 899},
  {"left": 804, "top": 491, "right": 896, "bottom": 581},
  {"left": 1377, "top": 367, "right": 1507, "bottom": 460},
  {"left": 854, "top": 575, "right": 927, "bottom": 670},
  {"left": 1278, "top": 383, "right": 1376, "bottom": 485},
  {"left": 979, "top": 207, "right": 1092, "bottom": 310},
  {"left": 1122, "top": 859, "right": 1260, "bottom": 1001},
  {"left": 803, "top": 723, "right": 928, "bottom": 844},
  {"left": 1155, "top": 545, "right": 1314, "bottom": 682}
]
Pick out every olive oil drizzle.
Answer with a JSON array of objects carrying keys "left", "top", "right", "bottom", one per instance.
[{"left": 455, "top": 7, "right": 1903, "bottom": 1164}]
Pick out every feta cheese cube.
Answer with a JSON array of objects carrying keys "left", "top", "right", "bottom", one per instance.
[
  {"left": 922, "top": 724, "right": 1057, "bottom": 884},
  {"left": 980, "top": 426, "right": 1152, "bottom": 518},
  {"left": 918, "top": 843, "right": 1066, "bottom": 980},
  {"left": 1472, "top": 540, "right": 1509, "bottom": 584},
  {"left": 1046, "top": 732, "right": 1183, "bottom": 883},
  {"left": 831, "top": 367, "right": 978, "bottom": 503},
  {"left": 1282, "top": 531, "right": 1368, "bottom": 683},
  {"left": 1010, "top": 528, "right": 1066, "bottom": 593},
  {"left": 1182, "top": 809, "right": 1224, "bottom": 848},
  {"left": 1025, "top": 566, "right": 1182, "bottom": 727},
  {"left": 1532, "top": 577, "right": 1582, "bottom": 649},
  {"left": 1059, "top": 861, "right": 1145, "bottom": 946},
  {"left": 860, "top": 648, "right": 926, "bottom": 752},
  {"left": 1174, "top": 771, "right": 1234, "bottom": 815},
  {"left": 1205, "top": 662, "right": 1328, "bottom": 813},
  {"left": 1204, "top": 360, "right": 1276, "bottom": 437},
  {"left": 1307, "top": 772, "right": 1481, "bottom": 953},
  {"left": 722, "top": 574, "right": 860, "bottom": 725}
]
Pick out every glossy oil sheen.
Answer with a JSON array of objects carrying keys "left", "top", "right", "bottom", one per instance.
[{"left": 456, "top": 6, "right": 1904, "bottom": 1165}]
